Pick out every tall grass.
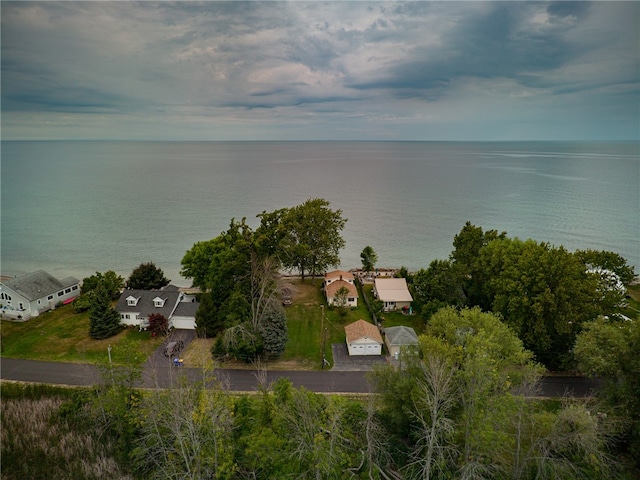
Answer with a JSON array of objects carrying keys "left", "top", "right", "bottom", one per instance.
[{"left": 1, "top": 384, "right": 133, "bottom": 480}]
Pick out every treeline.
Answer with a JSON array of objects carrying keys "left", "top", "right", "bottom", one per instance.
[
  {"left": 406, "top": 222, "right": 635, "bottom": 370},
  {"left": 2, "top": 307, "right": 631, "bottom": 479}
]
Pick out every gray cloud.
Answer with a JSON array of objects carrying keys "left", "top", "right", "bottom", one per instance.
[{"left": 1, "top": 1, "right": 638, "bottom": 140}]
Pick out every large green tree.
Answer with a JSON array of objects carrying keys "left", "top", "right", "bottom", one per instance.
[
  {"left": 89, "top": 283, "right": 123, "bottom": 340},
  {"left": 74, "top": 270, "right": 124, "bottom": 312},
  {"left": 276, "top": 198, "right": 346, "bottom": 280},
  {"left": 410, "top": 259, "right": 466, "bottom": 319},
  {"left": 477, "top": 238, "right": 600, "bottom": 368},
  {"left": 575, "top": 317, "right": 640, "bottom": 462},
  {"left": 126, "top": 262, "right": 170, "bottom": 290},
  {"left": 370, "top": 307, "right": 619, "bottom": 479}
]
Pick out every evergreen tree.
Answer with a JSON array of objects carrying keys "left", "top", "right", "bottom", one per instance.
[
  {"left": 260, "top": 309, "right": 288, "bottom": 357},
  {"left": 89, "top": 283, "right": 123, "bottom": 340}
]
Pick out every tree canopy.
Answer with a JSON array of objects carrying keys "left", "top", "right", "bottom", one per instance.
[
  {"left": 257, "top": 198, "right": 346, "bottom": 279},
  {"left": 126, "top": 262, "right": 170, "bottom": 290},
  {"left": 360, "top": 245, "right": 378, "bottom": 273}
]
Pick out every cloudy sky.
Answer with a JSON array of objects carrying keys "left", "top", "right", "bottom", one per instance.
[{"left": 2, "top": 1, "right": 638, "bottom": 141}]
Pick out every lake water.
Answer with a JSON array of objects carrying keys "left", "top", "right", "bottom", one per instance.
[{"left": 2, "top": 141, "right": 638, "bottom": 285}]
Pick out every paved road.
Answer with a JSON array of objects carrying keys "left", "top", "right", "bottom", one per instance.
[{"left": 0, "top": 357, "right": 601, "bottom": 397}]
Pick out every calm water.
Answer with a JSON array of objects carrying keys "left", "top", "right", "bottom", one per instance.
[{"left": 2, "top": 141, "right": 638, "bottom": 285}]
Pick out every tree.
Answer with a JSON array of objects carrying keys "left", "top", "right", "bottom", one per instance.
[
  {"left": 332, "top": 285, "right": 351, "bottom": 317},
  {"left": 260, "top": 308, "right": 288, "bottom": 358},
  {"left": 89, "top": 283, "right": 123, "bottom": 340},
  {"left": 195, "top": 291, "right": 226, "bottom": 338},
  {"left": 279, "top": 198, "right": 347, "bottom": 280},
  {"left": 126, "top": 262, "right": 169, "bottom": 290},
  {"left": 575, "top": 317, "right": 640, "bottom": 462},
  {"left": 360, "top": 245, "right": 378, "bottom": 274},
  {"left": 147, "top": 313, "right": 168, "bottom": 336},
  {"left": 450, "top": 221, "right": 505, "bottom": 307},
  {"left": 411, "top": 259, "right": 466, "bottom": 319},
  {"left": 575, "top": 249, "right": 636, "bottom": 286},
  {"left": 477, "top": 238, "right": 599, "bottom": 368},
  {"left": 74, "top": 270, "right": 124, "bottom": 312}
]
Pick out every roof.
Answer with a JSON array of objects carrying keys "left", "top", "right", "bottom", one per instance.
[
  {"left": 173, "top": 300, "right": 199, "bottom": 317},
  {"left": 1, "top": 270, "right": 80, "bottom": 301},
  {"left": 384, "top": 326, "right": 419, "bottom": 346},
  {"left": 374, "top": 278, "right": 413, "bottom": 302},
  {"left": 325, "top": 279, "right": 358, "bottom": 299},
  {"left": 344, "top": 319, "right": 383, "bottom": 344},
  {"left": 116, "top": 289, "right": 180, "bottom": 319},
  {"left": 325, "top": 270, "right": 354, "bottom": 281}
]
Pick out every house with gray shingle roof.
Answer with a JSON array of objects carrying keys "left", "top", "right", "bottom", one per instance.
[
  {"left": 115, "top": 286, "right": 199, "bottom": 330},
  {"left": 384, "top": 325, "right": 419, "bottom": 360},
  {"left": 0, "top": 270, "right": 80, "bottom": 320}
]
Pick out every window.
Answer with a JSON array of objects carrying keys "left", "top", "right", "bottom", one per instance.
[
  {"left": 58, "top": 291, "right": 64, "bottom": 297},
  {"left": 65, "top": 288, "right": 71, "bottom": 294},
  {"left": 48, "top": 295, "right": 54, "bottom": 300},
  {"left": 72, "top": 285, "right": 78, "bottom": 291},
  {"left": 153, "top": 297, "right": 165, "bottom": 308},
  {"left": 127, "top": 296, "right": 139, "bottom": 306}
]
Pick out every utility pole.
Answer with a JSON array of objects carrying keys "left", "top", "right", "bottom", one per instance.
[{"left": 320, "top": 305, "right": 325, "bottom": 368}]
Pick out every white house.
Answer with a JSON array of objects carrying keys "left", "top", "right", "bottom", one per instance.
[
  {"left": 373, "top": 278, "right": 413, "bottom": 312},
  {"left": 0, "top": 270, "right": 80, "bottom": 320},
  {"left": 384, "top": 325, "right": 419, "bottom": 360},
  {"left": 115, "top": 285, "right": 199, "bottom": 330},
  {"left": 344, "top": 319, "right": 383, "bottom": 356}
]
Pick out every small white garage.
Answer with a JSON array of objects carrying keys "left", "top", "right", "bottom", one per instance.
[{"left": 345, "top": 319, "right": 383, "bottom": 356}]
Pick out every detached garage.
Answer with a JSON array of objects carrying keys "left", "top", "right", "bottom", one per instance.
[{"left": 344, "top": 319, "right": 383, "bottom": 356}]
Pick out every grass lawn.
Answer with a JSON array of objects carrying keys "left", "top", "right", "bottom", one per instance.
[
  {"left": 360, "top": 283, "right": 426, "bottom": 333},
  {"left": 0, "top": 303, "right": 163, "bottom": 365},
  {"left": 280, "top": 278, "right": 374, "bottom": 369}
]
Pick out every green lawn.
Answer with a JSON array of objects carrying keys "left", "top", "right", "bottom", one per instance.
[
  {"left": 281, "top": 278, "right": 374, "bottom": 369},
  {"left": 360, "top": 283, "right": 425, "bottom": 333},
  {"left": 0, "top": 303, "right": 163, "bottom": 365}
]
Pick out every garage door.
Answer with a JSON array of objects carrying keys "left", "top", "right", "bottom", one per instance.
[{"left": 171, "top": 318, "right": 196, "bottom": 330}]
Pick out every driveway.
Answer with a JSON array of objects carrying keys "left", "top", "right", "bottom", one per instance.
[
  {"left": 330, "top": 343, "right": 387, "bottom": 371},
  {"left": 146, "top": 329, "right": 197, "bottom": 368}
]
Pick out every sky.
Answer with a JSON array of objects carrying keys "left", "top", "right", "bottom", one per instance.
[{"left": 2, "top": 1, "right": 638, "bottom": 141}]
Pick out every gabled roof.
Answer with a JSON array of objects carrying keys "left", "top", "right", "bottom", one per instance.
[
  {"left": 385, "top": 326, "right": 419, "bottom": 346},
  {"left": 116, "top": 289, "right": 180, "bottom": 319},
  {"left": 325, "top": 279, "right": 358, "bottom": 299},
  {"left": 374, "top": 278, "right": 413, "bottom": 302},
  {"left": 325, "top": 270, "right": 354, "bottom": 281},
  {"left": 345, "top": 319, "right": 383, "bottom": 344},
  {"left": 173, "top": 301, "right": 199, "bottom": 317},
  {"left": 1, "top": 270, "right": 79, "bottom": 301}
]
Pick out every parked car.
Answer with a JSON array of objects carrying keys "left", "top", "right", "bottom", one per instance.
[{"left": 164, "top": 340, "right": 184, "bottom": 357}]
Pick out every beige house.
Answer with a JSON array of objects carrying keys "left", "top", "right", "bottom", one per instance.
[
  {"left": 344, "top": 319, "right": 383, "bottom": 356},
  {"left": 373, "top": 278, "right": 413, "bottom": 312}
]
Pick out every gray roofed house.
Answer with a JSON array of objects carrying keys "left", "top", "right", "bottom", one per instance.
[
  {"left": 384, "top": 325, "right": 419, "bottom": 359},
  {"left": 115, "top": 286, "right": 199, "bottom": 330},
  {"left": 0, "top": 270, "right": 80, "bottom": 320}
]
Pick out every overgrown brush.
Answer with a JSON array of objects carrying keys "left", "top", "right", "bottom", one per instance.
[{"left": 1, "top": 391, "right": 133, "bottom": 479}]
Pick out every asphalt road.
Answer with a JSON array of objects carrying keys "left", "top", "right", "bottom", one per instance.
[{"left": 0, "top": 357, "right": 601, "bottom": 397}]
